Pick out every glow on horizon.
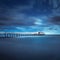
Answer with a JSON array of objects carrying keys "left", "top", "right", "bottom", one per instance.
[
  {"left": 44, "top": 31, "right": 60, "bottom": 35},
  {"left": 0, "top": 31, "right": 60, "bottom": 35}
]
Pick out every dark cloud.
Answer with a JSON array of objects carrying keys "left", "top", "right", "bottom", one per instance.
[
  {"left": 49, "top": 16, "right": 60, "bottom": 25},
  {"left": 0, "top": 0, "right": 35, "bottom": 26},
  {"left": 0, "top": 0, "right": 60, "bottom": 33},
  {"left": 0, "top": 14, "right": 35, "bottom": 26},
  {"left": 0, "top": 16, "right": 11, "bottom": 21},
  {"left": 0, "top": 23, "right": 6, "bottom": 25},
  {"left": 0, "top": 0, "right": 60, "bottom": 16}
]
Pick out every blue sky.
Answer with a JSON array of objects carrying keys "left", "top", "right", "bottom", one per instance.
[{"left": 0, "top": 0, "right": 60, "bottom": 34}]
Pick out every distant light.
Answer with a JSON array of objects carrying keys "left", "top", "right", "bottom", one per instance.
[{"left": 44, "top": 31, "right": 60, "bottom": 35}]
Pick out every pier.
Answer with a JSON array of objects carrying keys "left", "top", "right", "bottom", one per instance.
[{"left": 0, "top": 32, "right": 45, "bottom": 38}]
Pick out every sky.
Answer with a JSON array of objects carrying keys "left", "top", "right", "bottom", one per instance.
[{"left": 0, "top": 0, "right": 60, "bottom": 34}]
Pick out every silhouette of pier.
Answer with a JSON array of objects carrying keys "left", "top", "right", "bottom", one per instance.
[{"left": 0, "top": 32, "right": 45, "bottom": 38}]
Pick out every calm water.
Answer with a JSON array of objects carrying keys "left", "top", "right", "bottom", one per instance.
[{"left": 0, "top": 35, "right": 60, "bottom": 60}]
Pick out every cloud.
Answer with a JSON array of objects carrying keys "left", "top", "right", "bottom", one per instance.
[
  {"left": 0, "top": 0, "right": 60, "bottom": 34},
  {"left": 42, "top": 25, "right": 60, "bottom": 34},
  {"left": 0, "top": 13, "right": 36, "bottom": 26},
  {"left": 0, "top": 0, "right": 35, "bottom": 26},
  {"left": 15, "top": 25, "right": 44, "bottom": 32},
  {"left": 48, "top": 16, "right": 60, "bottom": 25}
]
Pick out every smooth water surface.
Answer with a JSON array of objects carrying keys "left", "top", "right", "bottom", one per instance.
[{"left": 0, "top": 36, "right": 60, "bottom": 60}]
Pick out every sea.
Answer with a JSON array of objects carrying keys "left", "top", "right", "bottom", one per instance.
[{"left": 0, "top": 35, "right": 60, "bottom": 60}]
